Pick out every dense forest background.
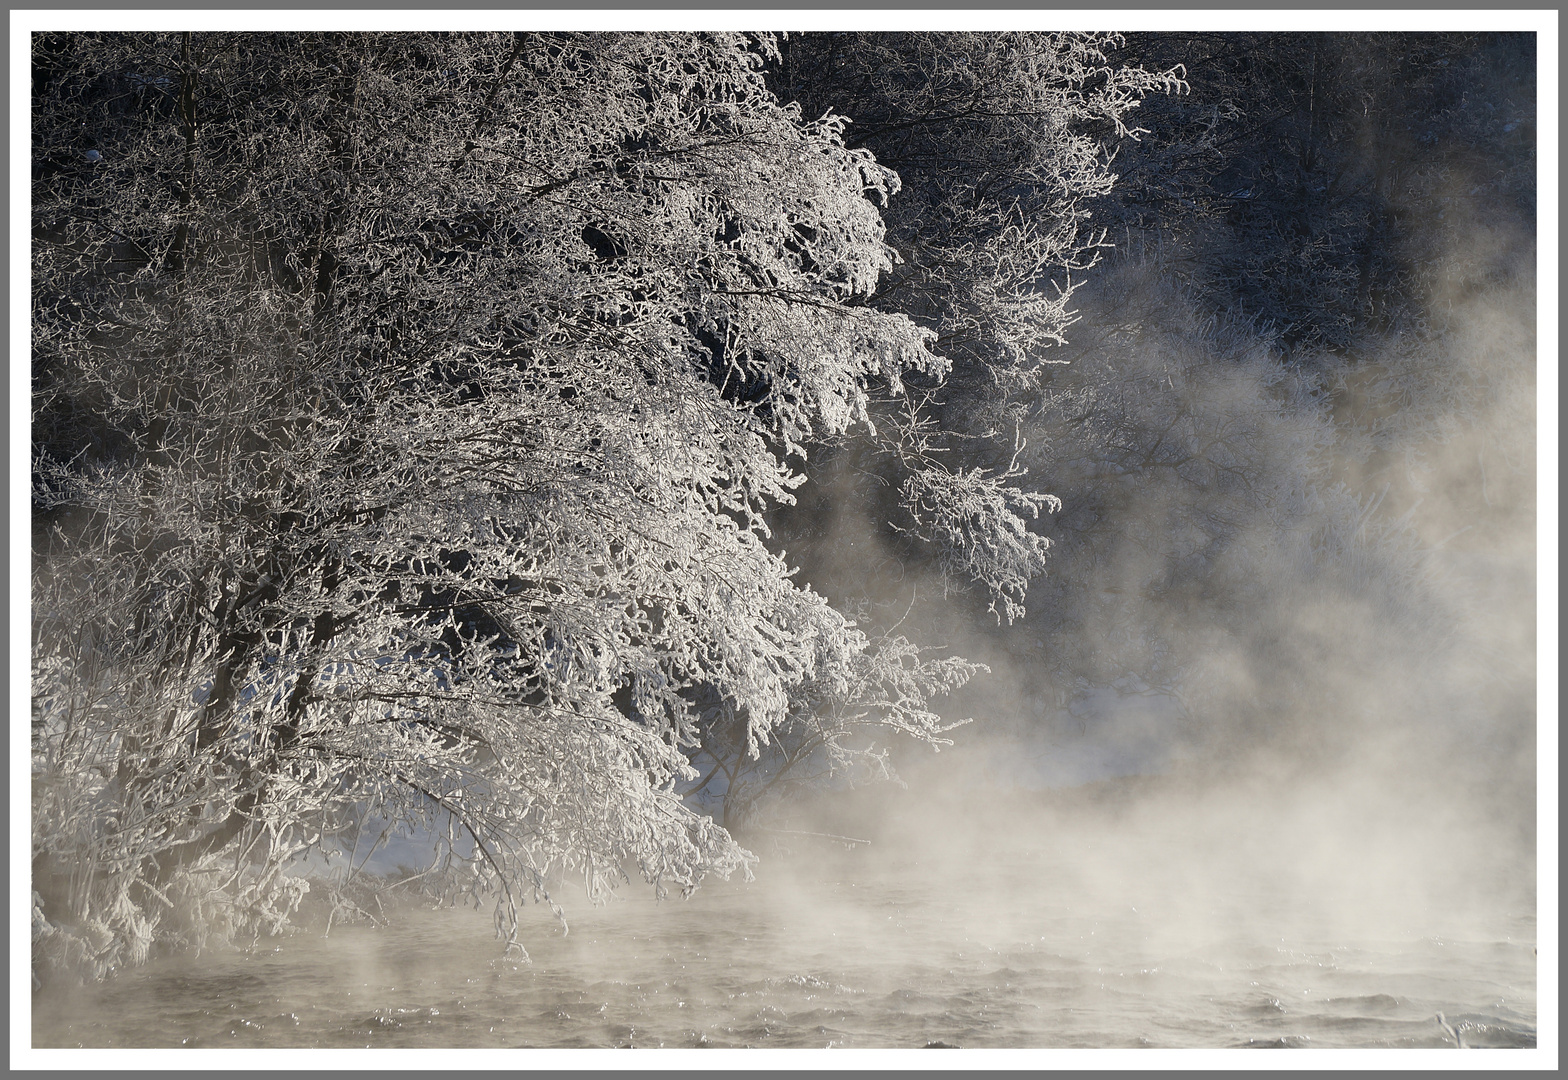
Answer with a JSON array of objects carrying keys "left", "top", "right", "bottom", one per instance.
[{"left": 31, "top": 30, "right": 1537, "bottom": 983}]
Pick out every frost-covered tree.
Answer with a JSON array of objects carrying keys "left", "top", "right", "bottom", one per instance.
[
  {"left": 776, "top": 31, "right": 1185, "bottom": 381},
  {"left": 769, "top": 32, "right": 1185, "bottom": 622},
  {"left": 32, "top": 30, "right": 991, "bottom": 978}
]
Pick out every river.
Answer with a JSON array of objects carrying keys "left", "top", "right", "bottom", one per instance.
[{"left": 29, "top": 775, "right": 1539, "bottom": 1061}]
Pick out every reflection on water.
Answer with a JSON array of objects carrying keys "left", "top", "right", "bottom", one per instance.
[{"left": 32, "top": 828, "right": 1537, "bottom": 1051}]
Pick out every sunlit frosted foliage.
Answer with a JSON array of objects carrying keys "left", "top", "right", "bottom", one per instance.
[
  {"left": 32, "top": 30, "right": 981, "bottom": 976},
  {"left": 776, "top": 32, "right": 1186, "bottom": 380},
  {"left": 762, "top": 33, "right": 1185, "bottom": 621}
]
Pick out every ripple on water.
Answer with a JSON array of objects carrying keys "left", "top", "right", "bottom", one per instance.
[{"left": 1234, "top": 1033, "right": 1315, "bottom": 1048}]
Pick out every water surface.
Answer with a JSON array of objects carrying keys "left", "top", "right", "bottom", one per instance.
[{"left": 33, "top": 810, "right": 1537, "bottom": 1052}]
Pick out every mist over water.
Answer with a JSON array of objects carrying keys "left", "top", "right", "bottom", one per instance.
[
  {"left": 32, "top": 775, "right": 1537, "bottom": 1053},
  {"left": 31, "top": 203, "right": 1545, "bottom": 1070},
  {"left": 26, "top": 26, "right": 1547, "bottom": 1065},
  {"left": 30, "top": 210, "right": 1544, "bottom": 1070}
]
